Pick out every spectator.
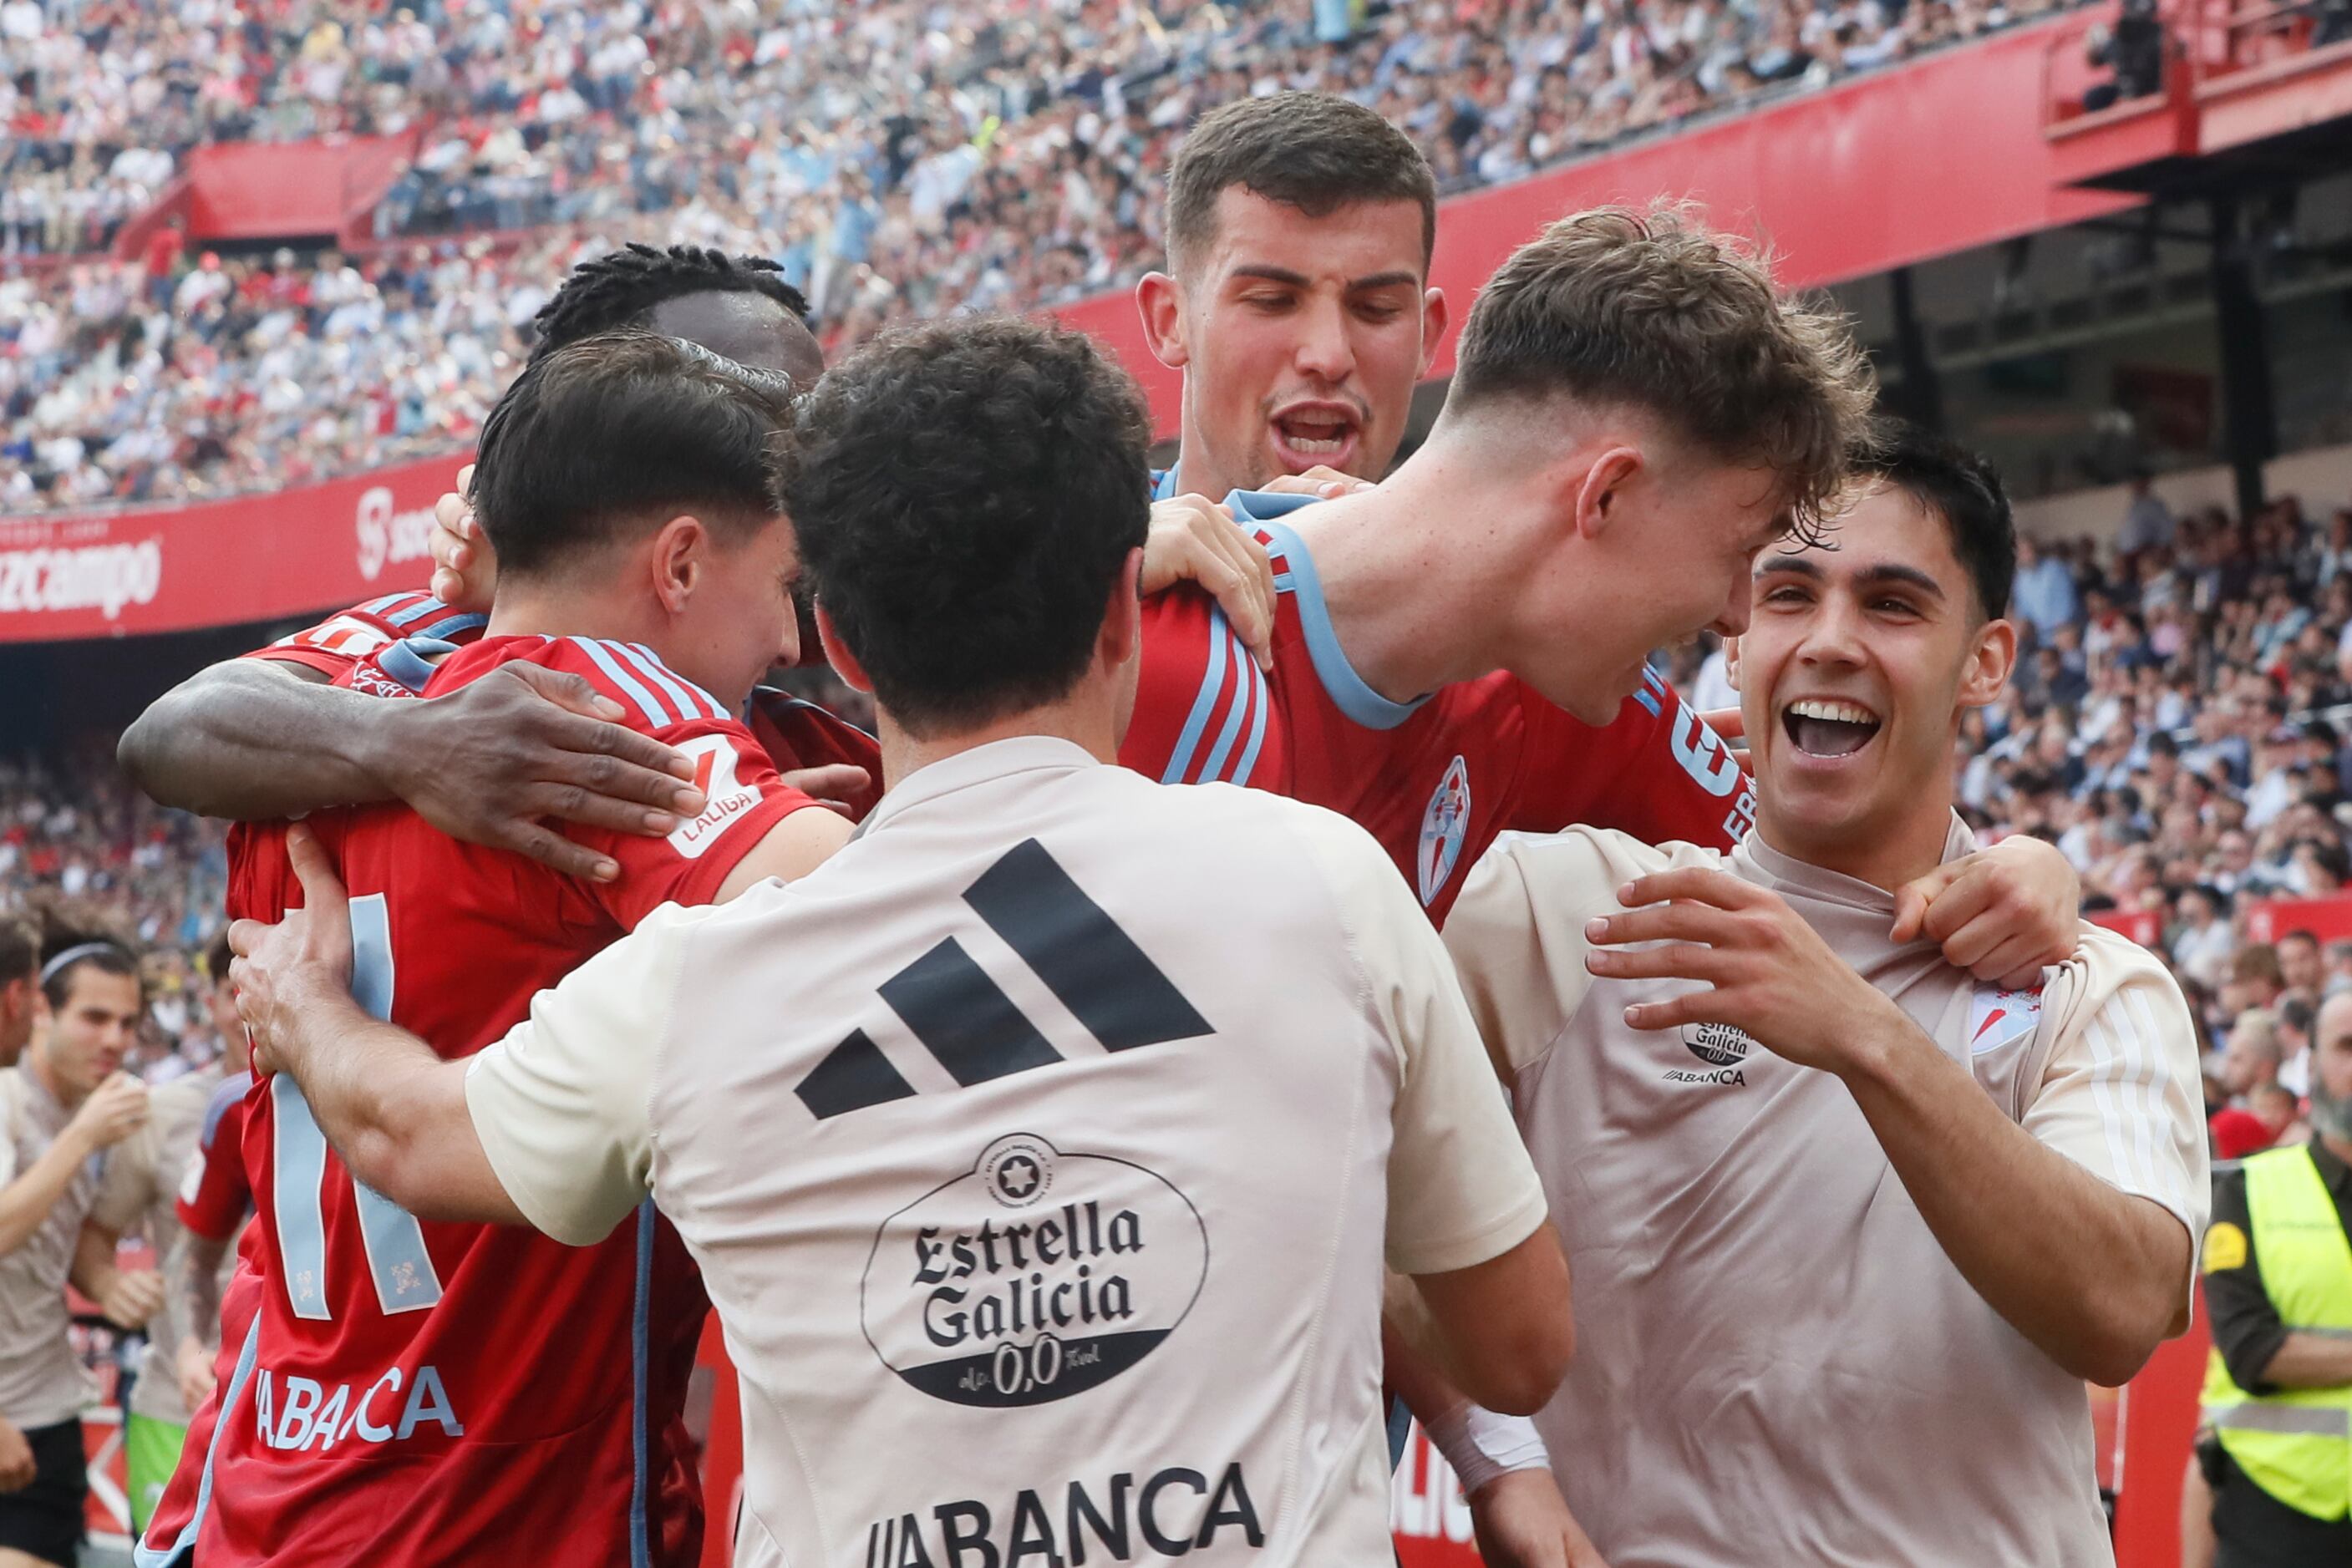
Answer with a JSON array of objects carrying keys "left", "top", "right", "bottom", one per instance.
[
  {"left": 2116, "top": 471, "right": 2177, "bottom": 553},
  {"left": 2013, "top": 534, "right": 2084, "bottom": 642}
]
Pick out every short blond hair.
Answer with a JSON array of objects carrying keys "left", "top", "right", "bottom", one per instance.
[{"left": 1450, "top": 203, "right": 1876, "bottom": 539}]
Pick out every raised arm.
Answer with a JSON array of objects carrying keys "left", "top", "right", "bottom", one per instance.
[{"left": 120, "top": 656, "right": 709, "bottom": 882}]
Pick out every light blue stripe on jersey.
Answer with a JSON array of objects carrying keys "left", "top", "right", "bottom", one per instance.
[
  {"left": 359, "top": 593, "right": 409, "bottom": 616},
  {"left": 384, "top": 596, "right": 446, "bottom": 627},
  {"left": 622, "top": 642, "right": 724, "bottom": 721},
  {"left": 630, "top": 1200, "right": 654, "bottom": 1568},
  {"left": 419, "top": 611, "right": 487, "bottom": 642},
  {"left": 1230, "top": 655, "right": 1271, "bottom": 786},
  {"left": 271, "top": 1074, "right": 333, "bottom": 1321},
  {"left": 1151, "top": 464, "right": 1181, "bottom": 502},
  {"left": 1197, "top": 627, "right": 1257, "bottom": 783},
  {"left": 573, "top": 637, "right": 673, "bottom": 726},
  {"left": 375, "top": 637, "right": 458, "bottom": 693},
  {"left": 133, "top": 1312, "right": 262, "bottom": 1567},
  {"left": 1161, "top": 606, "right": 1232, "bottom": 784},
  {"left": 1252, "top": 514, "right": 1429, "bottom": 732}
]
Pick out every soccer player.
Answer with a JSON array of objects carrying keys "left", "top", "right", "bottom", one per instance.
[
  {"left": 0, "top": 921, "right": 36, "bottom": 1069},
  {"left": 136, "top": 334, "right": 850, "bottom": 1567},
  {"left": 1442, "top": 427, "right": 2208, "bottom": 1563},
  {"left": 227, "top": 314, "right": 1574, "bottom": 1568},
  {"left": 0, "top": 933, "right": 162, "bottom": 1568}
]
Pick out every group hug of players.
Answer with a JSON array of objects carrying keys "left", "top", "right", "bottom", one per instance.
[{"left": 2, "top": 91, "right": 2208, "bottom": 1568}]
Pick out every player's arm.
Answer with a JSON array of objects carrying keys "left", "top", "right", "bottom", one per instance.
[
  {"left": 0, "top": 1072, "right": 146, "bottom": 1257},
  {"left": 1298, "top": 813, "right": 1572, "bottom": 1415},
  {"left": 170, "top": 1229, "right": 234, "bottom": 1410},
  {"left": 1586, "top": 870, "right": 2200, "bottom": 1386},
  {"left": 69, "top": 1220, "right": 163, "bottom": 1330},
  {"left": 119, "top": 654, "right": 708, "bottom": 880}
]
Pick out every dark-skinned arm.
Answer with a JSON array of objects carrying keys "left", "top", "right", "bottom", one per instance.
[{"left": 119, "top": 656, "right": 709, "bottom": 883}]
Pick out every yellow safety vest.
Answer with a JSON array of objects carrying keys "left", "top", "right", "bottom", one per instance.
[{"left": 2201, "top": 1144, "right": 2352, "bottom": 1521}]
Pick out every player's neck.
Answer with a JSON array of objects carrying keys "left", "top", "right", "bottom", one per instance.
[
  {"left": 25, "top": 1044, "right": 80, "bottom": 1110},
  {"left": 1283, "top": 462, "right": 1511, "bottom": 704},
  {"left": 1753, "top": 797, "right": 1957, "bottom": 898},
  {"left": 873, "top": 689, "right": 1123, "bottom": 792},
  {"left": 485, "top": 581, "right": 664, "bottom": 656}
]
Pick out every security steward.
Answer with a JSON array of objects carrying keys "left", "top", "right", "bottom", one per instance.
[{"left": 2199, "top": 987, "right": 2352, "bottom": 1565}]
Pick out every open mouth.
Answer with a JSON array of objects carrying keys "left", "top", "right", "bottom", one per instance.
[
  {"left": 1781, "top": 698, "right": 1882, "bottom": 758},
  {"left": 1270, "top": 405, "right": 1361, "bottom": 466}
]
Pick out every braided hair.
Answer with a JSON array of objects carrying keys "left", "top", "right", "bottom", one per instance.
[{"left": 527, "top": 244, "right": 813, "bottom": 363}]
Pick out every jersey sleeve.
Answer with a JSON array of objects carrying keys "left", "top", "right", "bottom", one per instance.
[
  {"left": 1512, "top": 672, "right": 1755, "bottom": 851},
  {"left": 174, "top": 1083, "right": 253, "bottom": 1243},
  {"left": 1118, "top": 589, "right": 1257, "bottom": 785},
  {"left": 1290, "top": 806, "right": 1549, "bottom": 1276},
  {"left": 465, "top": 902, "right": 705, "bottom": 1246},
  {"left": 2023, "top": 929, "right": 2211, "bottom": 1286},
  {"left": 244, "top": 592, "right": 487, "bottom": 679}
]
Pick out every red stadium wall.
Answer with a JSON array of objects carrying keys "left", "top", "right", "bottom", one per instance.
[
  {"left": 182, "top": 135, "right": 419, "bottom": 244},
  {"left": 0, "top": 454, "right": 464, "bottom": 642}
]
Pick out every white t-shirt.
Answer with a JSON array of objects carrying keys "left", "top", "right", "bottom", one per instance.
[
  {"left": 467, "top": 737, "right": 1547, "bottom": 1568},
  {"left": 1443, "top": 818, "right": 2208, "bottom": 1567}
]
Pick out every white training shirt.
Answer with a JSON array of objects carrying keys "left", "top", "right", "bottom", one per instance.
[
  {"left": 466, "top": 736, "right": 1548, "bottom": 1568},
  {"left": 1443, "top": 818, "right": 2207, "bottom": 1568}
]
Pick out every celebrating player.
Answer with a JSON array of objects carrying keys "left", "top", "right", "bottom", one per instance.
[
  {"left": 227, "top": 315, "right": 1575, "bottom": 1568},
  {"left": 1443, "top": 428, "right": 2207, "bottom": 1563},
  {"left": 137, "top": 334, "right": 850, "bottom": 1566}
]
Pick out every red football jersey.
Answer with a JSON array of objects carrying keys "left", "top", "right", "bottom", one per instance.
[
  {"left": 174, "top": 1071, "right": 255, "bottom": 1243},
  {"left": 244, "top": 591, "right": 489, "bottom": 679},
  {"left": 142, "top": 634, "right": 827, "bottom": 1568},
  {"left": 1118, "top": 492, "right": 1756, "bottom": 921}
]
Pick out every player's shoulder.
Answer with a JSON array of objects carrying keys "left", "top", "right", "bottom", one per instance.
[
  {"left": 200, "top": 1070, "right": 255, "bottom": 1146},
  {"left": 254, "top": 591, "right": 486, "bottom": 667},
  {"left": 150, "top": 1066, "right": 221, "bottom": 1127},
  {"left": 492, "top": 636, "right": 736, "bottom": 735},
  {"left": 1485, "top": 825, "right": 1722, "bottom": 887},
  {"left": 2047, "top": 920, "right": 2195, "bottom": 1032}
]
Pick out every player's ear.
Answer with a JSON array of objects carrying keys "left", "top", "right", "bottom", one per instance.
[
  {"left": 1416, "top": 287, "right": 1448, "bottom": 379},
  {"left": 651, "top": 515, "right": 707, "bottom": 614},
  {"left": 1572, "top": 446, "right": 1643, "bottom": 542},
  {"left": 1960, "top": 616, "right": 2019, "bottom": 709},
  {"left": 1136, "top": 271, "right": 1189, "bottom": 369},
  {"left": 1100, "top": 548, "right": 1146, "bottom": 672},
  {"left": 1725, "top": 636, "right": 1744, "bottom": 693},
  {"left": 814, "top": 604, "right": 875, "bottom": 696}
]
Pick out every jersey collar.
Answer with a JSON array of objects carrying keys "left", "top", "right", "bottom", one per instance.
[
  {"left": 853, "top": 736, "right": 1102, "bottom": 841},
  {"left": 1735, "top": 811, "right": 1979, "bottom": 915},
  {"left": 1222, "top": 492, "right": 1430, "bottom": 732}
]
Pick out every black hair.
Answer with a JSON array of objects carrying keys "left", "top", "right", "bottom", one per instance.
[
  {"left": 470, "top": 332, "right": 795, "bottom": 580},
  {"left": 33, "top": 903, "right": 140, "bottom": 1011},
  {"left": 780, "top": 317, "right": 1152, "bottom": 737},
  {"left": 1854, "top": 420, "right": 2017, "bottom": 622},
  {"left": 529, "top": 244, "right": 812, "bottom": 362},
  {"left": 0, "top": 917, "right": 34, "bottom": 987},
  {"left": 1166, "top": 93, "right": 1436, "bottom": 271}
]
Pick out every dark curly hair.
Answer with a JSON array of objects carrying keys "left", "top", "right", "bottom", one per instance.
[
  {"left": 528, "top": 243, "right": 812, "bottom": 362},
  {"left": 780, "top": 317, "right": 1153, "bottom": 737},
  {"left": 1853, "top": 419, "right": 2017, "bottom": 622}
]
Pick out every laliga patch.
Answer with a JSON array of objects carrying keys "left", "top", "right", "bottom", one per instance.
[
  {"left": 2202, "top": 1221, "right": 2248, "bottom": 1273},
  {"left": 1418, "top": 755, "right": 1473, "bottom": 907},
  {"left": 1966, "top": 982, "right": 2045, "bottom": 1056},
  {"left": 667, "top": 735, "right": 763, "bottom": 860},
  {"left": 860, "top": 1134, "right": 1207, "bottom": 1408}
]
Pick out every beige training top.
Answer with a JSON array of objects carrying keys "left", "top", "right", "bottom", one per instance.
[
  {"left": 124, "top": 1068, "right": 222, "bottom": 1428},
  {"left": 467, "top": 738, "right": 1550, "bottom": 1568},
  {"left": 0, "top": 1064, "right": 150, "bottom": 1428},
  {"left": 1443, "top": 818, "right": 2207, "bottom": 1568}
]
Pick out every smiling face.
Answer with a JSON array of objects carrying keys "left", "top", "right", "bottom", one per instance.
[
  {"left": 1151, "top": 189, "right": 1440, "bottom": 500},
  {"left": 1732, "top": 480, "right": 2017, "bottom": 882}
]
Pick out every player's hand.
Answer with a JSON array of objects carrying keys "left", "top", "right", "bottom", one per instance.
[
  {"left": 230, "top": 825, "right": 358, "bottom": 1078},
  {"left": 1257, "top": 464, "right": 1374, "bottom": 500},
  {"left": 1144, "top": 494, "right": 1277, "bottom": 671},
  {"left": 0, "top": 1417, "right": 33, "bottom": 1494},
  {"left": 780, "top": 763, "right": 873, "bottom": 817},
  {"left": 428, "top": 464, "right": 497, "bottom": 611},
  {"left": 66, "top": 1072, "right": 148, "bottom": 1152},
  {"left": 1583, "top": 866, "right": 1903, "bottom": 1073},
  {"left": 100, "top": 1267, "right": 165, "bottom": 1330},
  {"left": 1470, "top": 1469, "right": 1613, "bottom": 1568},
  {"left": 176, "top": 1333, "right": 218, "bottom": 1413},
  {"left": 1892, "top": 835, "right": 2080, "bottom": 988},
  {"left": 374, "top": 661, "right": 707, "bottom": 882}
]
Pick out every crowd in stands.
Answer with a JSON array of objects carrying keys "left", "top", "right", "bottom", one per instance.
[{"left": 5, "top": 0, "right": 2087, "bottom": 514}]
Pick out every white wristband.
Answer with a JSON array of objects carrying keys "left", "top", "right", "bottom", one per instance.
[{"left": 1422, "top": 1403, "right": 1551, "bottom": 1499}]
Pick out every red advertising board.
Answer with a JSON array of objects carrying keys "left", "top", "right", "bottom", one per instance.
[{"left": 0, "top": 454, "right": 465, "bottom": 642}]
